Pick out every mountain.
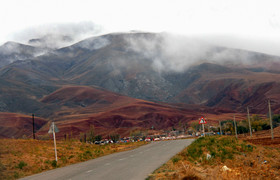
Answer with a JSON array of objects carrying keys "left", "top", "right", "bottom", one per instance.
[
  {"left": 0, "top": 41, "right": 46, "bottom": 67},
  {"left": 1, "top": 32, "right": 280, "bottom": 137}
]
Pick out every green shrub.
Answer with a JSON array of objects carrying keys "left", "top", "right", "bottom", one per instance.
[
  {"left": 172, "top": 157, "right": 181, "bottom": 164},
  {"left": 83, "top": 150, "right": 92, "bottom": 159},
  {"left": 0, "top": 161, "right": 6, "bottom": 172},
  {"left": 51, "top": 160, "right": 57, "bottom": 168},
  {"left": 14, "top": 171, "right": 19, "bottom": 178},
  {"left": 60, "top": 156, "right": 68, "bottom": 163},
  {"left": 44, "top": 160, "right": 51, "bottom": 164},
  {"left": 16, "top": 161, "right": 27, "bottom": 169}
]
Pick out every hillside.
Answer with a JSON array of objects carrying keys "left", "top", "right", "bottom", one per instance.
[
  {"left": 1, "top": 32, "right": 280, "bottom": 137},
  {"left": 0, "top": 113, "right": 47, "bottom": 138},
  {"left": 1, "top": 33, "right": 280, "bottom": 112},
  {"left": 0, "top": 42, "right": 46, "bottom": 67},
  {"left": 37, "top": 86, "right": 201, "bottom": 138}
]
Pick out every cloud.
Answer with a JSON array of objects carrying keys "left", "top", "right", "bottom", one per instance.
[
  {"left": 10, "top": 22, "right": 103, "bottom": 49},
  {"left": 125, "top": 33, "right": 212, "bottom": 72},
  {"left": 76, "top": 36, "right": 110, "bottom": 51},
  {"left": 124, "top": 33, "right": 280, "bottom": 73}
]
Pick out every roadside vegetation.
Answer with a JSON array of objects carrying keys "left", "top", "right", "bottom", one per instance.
[
  {"left": 222, "top": 114, "right": 280, "bottom": 135},
  {"left": 0, "top": 138, "right": 147, "bottom": 179},
  {"left": 148, "top": 136, "right": 280, "bottom": 179},
  {"left": 188, "top": 114, "right": 280, "bottom": 136}
]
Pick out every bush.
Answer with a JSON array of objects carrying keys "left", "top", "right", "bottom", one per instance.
[
  {"left": 16, "top": 161, "right": 27, "bottom": 170},
  {"left": 0, "top": 161, "right": 6, "bottom": 172},
  {"left": 44, "top": 160, "right": 51, "bottom": 164},
  {"left": 172, "top": 157, "right": 181, "bottom": 164},
  {"left": 60, "top": 156, "right": 68, "bottom": 163},
  {"left": 95, "top": 135, "right": 102, "bottom": 141},
  {"left": 83, "top": 150, "right": 92, "bottom": 159},
  {"left": 14, "top": 171, "right": 19, "bottom": 178},
  {"left": 51, "top": 160, "right": 57, "bottom": 168}
]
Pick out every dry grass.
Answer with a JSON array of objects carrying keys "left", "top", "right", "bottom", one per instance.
[
  {"left": 148, "top": 136, "right": 280, "bottom": 180},
  {"left": 0, "top": 139, "right": 147, "bottom": 179}
]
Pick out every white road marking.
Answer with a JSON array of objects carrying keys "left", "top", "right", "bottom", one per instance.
[
  {"left": 86, "top": 170, "right": 93, "bottom": 173},
  {"left": 118, "top": 158, "right": 126, "bottom": 161},
  {"left": 105, "top": 163, "right": 111, "bottom": 166}
]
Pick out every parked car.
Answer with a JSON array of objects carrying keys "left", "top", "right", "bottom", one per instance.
[
  {"left": 145, "top": 138, "right": 151, "bottom": 142},
  {"left": 94, "top": 141, "right": 100, "bottom": 144}
]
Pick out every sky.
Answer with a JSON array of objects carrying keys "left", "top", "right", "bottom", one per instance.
[{"left": 1, "top": 0, "right": 280, "bottom": 55}]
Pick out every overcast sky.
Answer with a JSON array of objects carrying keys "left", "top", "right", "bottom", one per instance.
[{"left": 1, "top": 0, "right": 280, "bottom": 55}]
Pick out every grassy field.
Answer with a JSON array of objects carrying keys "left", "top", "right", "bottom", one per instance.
[
  {"left": 148, "top": 136, "right": 280, "bottom": 180},
  {"left": 0, "top": 139, "right": 147, "bottom": 179}
]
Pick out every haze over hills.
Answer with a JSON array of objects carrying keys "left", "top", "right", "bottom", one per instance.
[
  {"left": 0, "top": 41, "right": 47, "bottom": 68},
  {"left": 1, "top": 32, "right": 280, "bottom": 138}
]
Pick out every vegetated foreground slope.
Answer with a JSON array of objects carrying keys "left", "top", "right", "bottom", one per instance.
[
  {"left": 1, "top": 32, "right": 280, "bottom": 138},
  {"left": 149, "top": 136, "right": 280, "bottom": 180},
  {"left": 0, "top": 139, "right": 147, "bottom": 179}
]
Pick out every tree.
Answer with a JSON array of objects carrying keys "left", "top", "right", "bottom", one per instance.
[
  {"left": 251, "top": 114, "right": 270, "bottom": 131},
  {"left": 95, "top": 135, "right": 102, "bottom": 141},
  {"left": 190, "top": 121, "right": 200, "bottom": 131},
  {"left": 79, "top": 133, "right": 85, "bottom": 143},
  {"left": 87, "top": 125, "right": 95, "bottom": 143},
  {"left": 221, "top": 120, "right": 234, "bottom": 134},
  {"left": 110, "top": 134, "right": 120, "bottom": 142},
  {"left": 237, "top": 125, "right": 249, "bottom": 134},
  {"left": 273, "top": 114, "right": 280, "bottom": 127}
]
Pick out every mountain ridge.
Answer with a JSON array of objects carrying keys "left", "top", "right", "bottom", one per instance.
[{"left": 1, "top": 32, "right": 280, "bottom": 137}]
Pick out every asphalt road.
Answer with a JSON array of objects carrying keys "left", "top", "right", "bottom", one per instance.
[{"left": 21, "top": 139, "right": 194, "bottom": 180}]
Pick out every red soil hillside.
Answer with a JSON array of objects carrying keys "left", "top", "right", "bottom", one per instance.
[
  {"left": 40, "top": 86, "right": 141, "bottom": 118},
  {"left": 41, "top": 86, "right": 133, "bottom": 106},
  {"left": 37, "top": 86, "right": 202, "bottom": 138},
  {"left": 0, "top": 113, "right": 47, "bottom": 138}
]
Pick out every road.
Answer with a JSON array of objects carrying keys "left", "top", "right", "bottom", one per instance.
[{"left": 21, "top": 139, "right": 194, "bottom": 180}]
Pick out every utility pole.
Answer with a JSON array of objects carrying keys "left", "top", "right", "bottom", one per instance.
[
  {"left": 247, "top": 106, "right": 252, "bottom": 138},
  {"left": 32, "top": 114, "right": 35, "bottom": 139},
  {"left": 268, "top": 99, "right": 274, "bottom": 140},
  {"left": 233, "top": 115, "right": 238, "bottom": 139},
  {"left": 48, "top": 122, "right": 59, "bottom": 162},
  {"left": 219, "top": 121, "right": 222, "bottom": 135},
  {"left": 52, "top": 122, "right": 58, "bottom": 162}
]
